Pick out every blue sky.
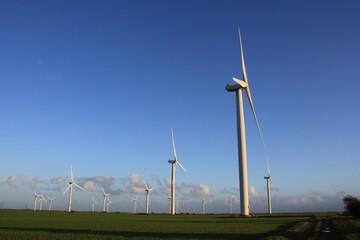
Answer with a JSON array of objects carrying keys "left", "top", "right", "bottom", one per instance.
[{"left": 0, "top": 0, "right": 359, "bottom": 213}]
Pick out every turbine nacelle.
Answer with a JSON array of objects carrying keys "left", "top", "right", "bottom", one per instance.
[
  {"left": 225, "top": 84, "right": 242, "bottom": 92},
  {"left": 168, "top": 159, "right": 176, "bottom": 164}
]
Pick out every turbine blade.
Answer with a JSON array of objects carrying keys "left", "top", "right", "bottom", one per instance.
[
  {"left": 237, "top": 27, "right": 265, "bottom": 148},
  {"left": 176, "top": 160, "right": 187, "bottom": 172},
  {"left": 74, "top": 183, "right": 85, "bottom": 191},
  {"left": 232, "top": 77, "right": 248, "bottom": 88},
  {"left": 63, "top": 185, "right": 71, "bottom": 194},
  {"left": 171, "top": 128, "right": 178, "bottom": 160},
  {"left": 70, "top": 165, "right": 74, "bottom": 182},
  {"left": 267, "top": 156, "right": 272, "bottom": 181},
  {"left": 102, "top": 188, "right": 106, "bottom": 195},
  {"left": 149, "top": 187, "right": 156, "bottom": 191},
  {"left": 238, "top": 27, "right": 248, "bottom": 83},
  {"left": 144, "top": 181, "right": 149, "bottom": 190},
  {"left": 245, "top": 87, "right": 265, "bottom": 148}
]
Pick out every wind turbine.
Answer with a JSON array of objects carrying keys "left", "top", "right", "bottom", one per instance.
[
  {"left": 202, "top": 194, "right": 206, "bottom": 214},
  {"left": 144, "top": 180, "right": 155, "bottom": 214},
  {"left": 168, "top": 128, "right": 186, "bottom": 215},
  {"left": 38, "top": 191, "right": 47, "bottom": 211},
  {"left": 106, "top": 197, "right": 112, "bottom": 213},
  {"left": 225, "top": 27, "right": 265, "bottom": 216},
  {"left": 92, "top": 197, "right": 98, "bottom": 212},
  {"left": 47, "top": 196, "right": 55, "bottom": 211},
  {"left": 264, "top": 158, "right": 272, "bottom": 214},
  {"left": 33, "top": 190, "right": 39, "bottom": 211},
  {"left": 131, "top": 195, "right": 138, "bottom": 214},
  {"left": 102, "top": 188, "right": 110, "bottom": 212},
  {"left": 227, "top": 195, "right": 234, "bottom": 214},
  {"left": 176, "top": 199, "right": 180, "bottom": 214},
  {"left": 63, "top": 165, "right": 85, "bottom": 212},
  {"left": 167, "top": 194, "right": 172, "bottom": 214}
]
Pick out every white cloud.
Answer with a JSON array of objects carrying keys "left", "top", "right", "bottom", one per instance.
[
  {"left": 78, "top": 176, "right": 117, "bottom": 193},
  {"left": 5, "top": 176, "right": 46, "bottom": 189},
  {"left": 178, "top": 183, "right": 211, "bottom": 198},
  {"left": 249, "top": 186, "right": 259, "bottom": 198},
  {"left": 82, "top": 181, "right": 97, "bottom": 191}
]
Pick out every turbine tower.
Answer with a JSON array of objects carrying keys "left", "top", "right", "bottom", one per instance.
[
  {"left": 132, "top": 195, "right": 138, "bottom": 214},
  {"left": 202, "top": 194, "right": 206, "bottom": 214},
  {"left": 227, "top": 195, "right": 233, "bottom": 214},
  {"left": 47, "top": 196, "right": 55, "bottom": 211},
  {"left": 168, "top": 128, "right": 186, "bottom": 215},
  {"left": 102, "top": 188, "right": 110, "bottom": 212},
  {"left": 225, "top": 28, "right": 265, "bottom": 216},
  {"left": 144, "top": 180, "right": 155, "bottom": 214},
  {"left": 106, "top": 197, "right": 112, "bottom": 213},
  {"left": 92, "top": 197, "right": 98, "bottom": 212},
  {"left": 63, "top": 165, "right": 85, "bottom": 212},
  {"left": 264, "top": 158, "right": 272, "bottom": 214},
  {"left": 33, "top": 190, "right": 39, "bottom": 211},
  {"left": 38, "top": 191, "right": 46, "bottom": 211},
  {"left": 168, "top": 194, "right": 172, "bottom": 214}
]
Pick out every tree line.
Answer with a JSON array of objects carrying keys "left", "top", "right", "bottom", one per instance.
[{"left": 343, "top": 195, "right": 360, "bottom": 217}]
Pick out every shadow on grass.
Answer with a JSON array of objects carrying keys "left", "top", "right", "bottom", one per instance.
[{"left": 0, "top": 227, "right": 263, "bottom": 240}]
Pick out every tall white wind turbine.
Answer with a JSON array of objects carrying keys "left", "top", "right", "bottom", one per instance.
[
  {"left": 144, "top": 180, "right": 155, "bottom": 214},
  {"left": 106, "top": 197, "right": 112, "bottom": 213},
  {"left": 168, "top": 194, "right": 172, "bottom": 214},
  {"left": 264, "top": 158, "right": 272, "bottom": 214},
  {"left": 132, "top": 195, "right": 138, "bottom": 214},
  {"left": 47, "top": 196, "right": 55, "bottom": 211},
  {"left": 225, "top": 27, "right": 265, "bottom": 216},
  {"left": 38, "top": 191, "right": 47, "bottom": 211},
  {"left": 92, "top": 196, "right": 98, "bottom": 212},
  {"left": 168, "top": 128, "right": 186, "bottom": 215},
  {"left": 33, "top": 190, "right": 39, "bottom": 211},
  {"left": 176, "top": 199, "right": 180, "bottom": 214},
  {"left": 102, "top": 188, "right": 110, "bottom": 212},
  {"left": 202, "top": 194, "right": 206, "bottom": 214},
  {"left": 227, "top": 195, "right": 234, "bottom": 214},
  {"left": 63, "top": 165, "right": 85, "bottom": 212}
]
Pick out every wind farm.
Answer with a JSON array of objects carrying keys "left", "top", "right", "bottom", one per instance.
[{"left": 1, "top": 0, "right": 359, "bottom": 239}]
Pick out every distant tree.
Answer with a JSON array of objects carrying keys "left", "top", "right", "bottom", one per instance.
[{"left": 343, "top": 195, "right": 360, "bottom": 217}]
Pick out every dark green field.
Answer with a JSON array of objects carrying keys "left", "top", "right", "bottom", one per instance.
[{"left": 0, "top": 210, "right": 352, "bottom": 240}]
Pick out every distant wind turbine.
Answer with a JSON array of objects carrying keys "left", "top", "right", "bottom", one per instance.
[
  {"left": 63, "top": 165, "right": 85, "bottom": 212},
  {"left": 144, "top": 180, "right": 155, "bottom": 214},
  {"left": 102, "top": 188, "right": 110, "bottom": 212},
  {"left": 106, "top": 197, "right": 112, "bottom": 213},
  {"left": 227, "top": 195, "right": 234, "bottom": 214},
  {"left": 202, "top": 194, "right": 206, "bottom": 214},
  {"left": 225, "top": 27, "right": 265, "bottom": 216},
  {"left": 33, "top": 190, "right": 39, "bottom": 211},
  {"left": 167, "top": 194, "right": 172, "bottom": 214},
  {"left": 132, "top": 195, "right": 138, "bottom": 214},
  {"left": 176, "top": 199, "right": 180, "bottom": 214},
  {"left": 47, "top": 196, "right": 55, "bottom": 211},
  {"left": 168, "top": 128, "right": 186, "bottom": 215},
  {"left": 264, "top": 158, "right": 272, "bottom": 214},
  {"left": 38, "top": 192, "right": 46, "bottom": 211},
  {"left": 38, "top": 191, "right": 46, "bottom": 211},
  {"left": 92, "top": 197, "right": 98, "bottom": 212}
]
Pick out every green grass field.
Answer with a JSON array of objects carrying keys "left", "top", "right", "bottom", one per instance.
[{"left": 0, "top": 210, "right": 332, "bottom": 240}]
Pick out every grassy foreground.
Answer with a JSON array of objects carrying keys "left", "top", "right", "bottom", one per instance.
[
  {"left": 332, "top": 216, "right": 360, "bottom": 240},
  {"left": 0, "top": 210, "right": 317, "bottom": 240}
]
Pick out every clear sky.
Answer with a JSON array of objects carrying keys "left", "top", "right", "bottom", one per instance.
[{"left": 0, "top": 0, "right": 359, "bottom": 213}]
